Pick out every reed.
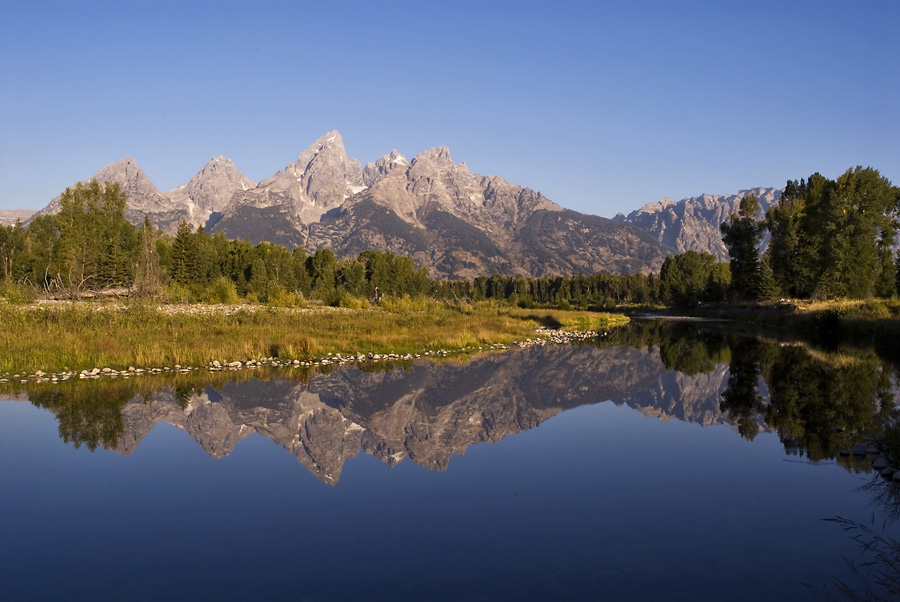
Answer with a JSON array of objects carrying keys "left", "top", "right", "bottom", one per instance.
[{"left": 0, "top": 298, "right": 625, "bottom": 375}]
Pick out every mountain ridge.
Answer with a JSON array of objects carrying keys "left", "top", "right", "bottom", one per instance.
[
  {"left": 613, "top": 187, "right": 781, "bottom": 261},
  {"left": 18, "top": 130, "right": 778, "bottom": 277}
]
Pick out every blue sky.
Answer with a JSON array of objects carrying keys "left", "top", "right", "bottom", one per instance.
[{"left": 1, "top": 0, "right": 897, "bottom": 217}]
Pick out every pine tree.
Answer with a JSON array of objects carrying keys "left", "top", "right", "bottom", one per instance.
[{"left": 721, "top": 194, "right": 764, "bottom": 302}]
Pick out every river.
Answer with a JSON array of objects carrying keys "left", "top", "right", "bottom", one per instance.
[{"left": 1, "top": 319, "right": 897, "bottom": 601}]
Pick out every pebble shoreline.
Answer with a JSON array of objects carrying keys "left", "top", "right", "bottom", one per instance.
[
  {"left": 0, "top": 327, "right": 605, "bottom": 386},
  {"left": 840, "top": 438, "right": 900, "bottom": 483}
]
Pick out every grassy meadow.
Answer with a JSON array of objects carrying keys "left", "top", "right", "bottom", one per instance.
[{"left": 0, "top": 297, "right": 627, "bottom": 375}]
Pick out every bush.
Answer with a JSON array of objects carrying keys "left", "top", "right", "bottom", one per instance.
[
  {"left": 266, "top": 283, "right": 306, "bottom": 308},
  {"left": 164, "top": 282, "right": 196, "bottom": 304},
  {"left": 0, "top": 282, "right": 36, "bottom": 304},
  {"left": 207, "top": 277, "right": 239, "bottom": 305}
]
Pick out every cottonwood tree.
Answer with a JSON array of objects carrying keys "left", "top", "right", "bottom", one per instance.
[
  {"left": 766, "top": 167, "right": 899, "bottom": 299},
  {"left": 53, "top": 180, "right": 136, "bottom": 293}
]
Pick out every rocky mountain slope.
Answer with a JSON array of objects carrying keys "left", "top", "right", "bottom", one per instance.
[
  {"left": 0, "top": 209, "right": 35, "bottom": 226},
  {"left": 26, "top": 130, "right": 668, "bottom": 277},
  {"left": 22, "top": 129, "right": 788, "bottom": 276},
  {"left": 31, "top": 155, "right": 257, "bottom": 234},
  {"left": 613, "top": 187, "right": 780, "bottom": 261}
]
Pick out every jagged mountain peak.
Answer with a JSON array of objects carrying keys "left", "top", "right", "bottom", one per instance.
[
  {"left": 192, "top": 155, "right": 251, "bottom": 182},
  {"left": 222, "top": 130, "right": 365, "bottom": 228},
  {"left": 292, "top": 130, "right": 354, "bottom": 173},
  {"left": 411, "top": 145, "right": 456, "bottom": 169},
  {"left": 94, "top": 156, "right": 149, "bottom": 181},
  {"left": 30, "top": 156, "right": 173, "bottom": 221},
  {"left": 167, "top": 155, "right": 256, "bottom": 220},
  {"left": 363, "top": 150, "right": 411, "bottom": 187},
  {"left": 29, "top": 131, "right": 676, "bottom": 278},
  {"left": 615, "top": 186, "right": 781, "bottom": 260}
]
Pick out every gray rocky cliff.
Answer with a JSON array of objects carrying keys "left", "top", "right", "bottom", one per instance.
[
  {"left": 165, "top": 156, "right": 256, "bottom": 227},
  {"left": 218, "top": 130, "right": 365, "bottom": 227},
  {"left": 0, "top": 209, "right": 36, "bottom": 226},
  {"left": 363, "top": 150, "right": 410, "bottom": 187},
  {"left": 32, "top": 157, "right": 178, "bottom": 223},
  {"left": 305, "top": 144, "right": 669, "bottom": 278},
  {"left": 26, "top": 156, "right": 257, "bottom": 233},
  {"left": 614, "top": 187, "right": 780, "bottom": 260},
  {"left": 27, "top": 130, "right": 674, "bottom": 276}
]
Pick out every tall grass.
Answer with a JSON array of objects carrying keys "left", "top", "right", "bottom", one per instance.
[{"left": 0, "top": 299, "right": 623, "bottom": 374}]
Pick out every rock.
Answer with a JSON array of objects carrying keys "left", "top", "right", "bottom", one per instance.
[
  {"left": 872, "top": 456, "right": 890, "bottom": 469},
  {"left": 614, "top": 187, "right": 780, "bottom": 260},
  {"left": 852, "top": 443, "right": 867, "bottom": 456}
]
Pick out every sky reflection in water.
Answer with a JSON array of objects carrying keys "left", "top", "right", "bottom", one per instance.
[{"left": 1, "top": 321, "right": 898, "bottom": 601}]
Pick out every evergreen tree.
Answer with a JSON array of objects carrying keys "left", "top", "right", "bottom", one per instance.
[
  {"left": 135, "top": 216, "right": 161, "bottom": 295},
  {"left": 170, "top": 221, "right": 197, "bottom": 286},
  {"left": 307, "top": 248, "right": 336, "bottom": 292},
  {"left": 721, "top": 194, "right": 764, "bottom": 301}
]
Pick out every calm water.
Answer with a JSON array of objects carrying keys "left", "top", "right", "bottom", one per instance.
[{"left": 2, "top": 320, "right": 898, "bottom": 601}]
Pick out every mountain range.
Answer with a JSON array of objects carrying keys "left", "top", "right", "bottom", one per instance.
[
  {"left": 613, "top": 187, "right": 781, "bottom": 261},
  {"left": 13, "top": 130, "right": 783, "bottom": 276}
]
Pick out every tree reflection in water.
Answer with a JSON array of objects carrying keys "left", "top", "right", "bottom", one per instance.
[{"left": 7, "top": 319, "right": 899, "bottom": 480}]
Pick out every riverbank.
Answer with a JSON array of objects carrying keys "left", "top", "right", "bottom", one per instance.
[
  {"left": 644, "top": 298, "right": 900, "bottom": 348},
  {"left": 0, "top": 298, "right": 627, "bottom": 376}
]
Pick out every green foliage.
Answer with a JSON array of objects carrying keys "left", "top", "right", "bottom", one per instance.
[
  {"left": 766, "top": 167, "right": 899, "bottom": 300},
  {"left": 659, "top": 251, "right": 725, "bottom": 306},
  {"left": 0, "top": 281, "right": 36, "bottom": 304},
  {"left": 207, "top": 276, "right": 239, "bottom": 305},
  {"left": 0, "top": 222, "right": 25, "bottom": 282},
  {"left": 721, "top": 194, "right": 764, "bottom": 302},
  {"left": 165, "top": 282, "right": 196, "bottom": 304},
  {"left": 51, "top": 180, "right": 137, "bottom": 292}
]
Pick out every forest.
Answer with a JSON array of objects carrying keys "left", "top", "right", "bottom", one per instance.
[{"left": 1, "top": 166, "right": 898, "bottom": 308}]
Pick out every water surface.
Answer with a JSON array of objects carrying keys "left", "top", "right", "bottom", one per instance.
[{"left": 2, "top": 321, "right": 898, "bottom": 601}]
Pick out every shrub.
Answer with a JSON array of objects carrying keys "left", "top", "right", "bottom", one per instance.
[
  {"left": 0, "top": 282, "right": 36, "bottom": 304},
  {"left": 267, "top": 283, "right": 305, "bottom": 308},
  {"left": 165, "top": 282, "right": 196, "bottom": 304},
  {"left": 379, "top": 294, "right": 430, "bottom": 312},
  {"left": 207, "top": 277, "right": 239, "bottom": 305}
]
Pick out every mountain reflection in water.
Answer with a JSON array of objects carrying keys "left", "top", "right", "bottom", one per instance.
[{"left": 19, "top": 320, "right": 899, "bottom": 484}]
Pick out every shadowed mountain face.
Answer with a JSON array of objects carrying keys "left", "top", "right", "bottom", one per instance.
[
  {"left": 26, "top": 131, "right": 670, "bottom": 278},
  {"left": 104, "top": 343, "right": 732, "bottom": 484}
]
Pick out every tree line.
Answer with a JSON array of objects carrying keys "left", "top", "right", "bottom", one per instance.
[
  {"left": 722, "top": 166, "right": 899, "bottom": 302},
  {"left": 0, "top": 179, "right": 666, "bottom": 307},
  {"left": 652, "top": 166, "right": 899, "bottom": 305},
  {"left": 2, "top": 167, "right": 897, "bottom": 307}
]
